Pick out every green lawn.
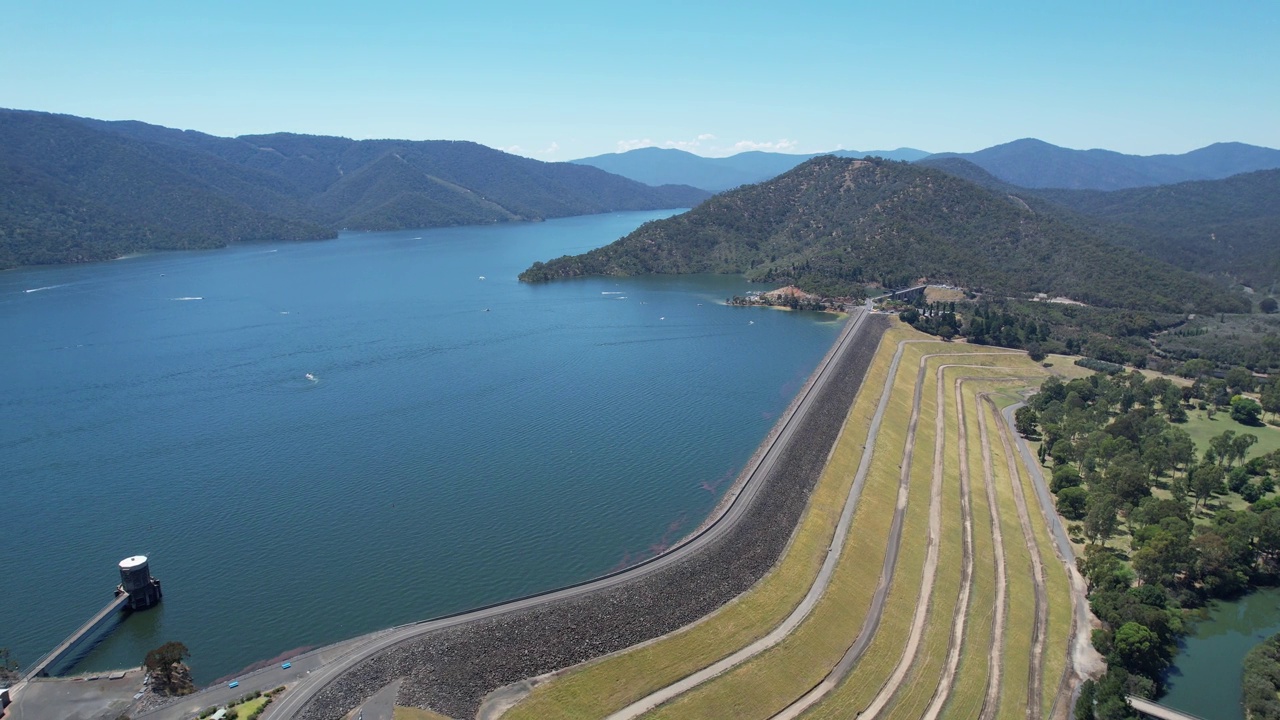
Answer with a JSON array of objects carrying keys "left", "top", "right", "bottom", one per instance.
[
  {"left": 231, "top": 696, "right": 270, "bottom": 718},
  {"left": 1181, "top": 409, "right": 1280, "bottom": 462}
]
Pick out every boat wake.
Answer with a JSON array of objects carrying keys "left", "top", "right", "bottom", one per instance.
[
  {"left": 24, "top": 284, "right": 67, "bottom": 293},
  {"left": 172, "top": 297, "right": 204, "bottom": 301}
]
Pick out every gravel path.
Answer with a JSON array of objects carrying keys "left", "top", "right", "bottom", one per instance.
[{"left": 283, "top": 314, "right": 890, "bottom": 720}]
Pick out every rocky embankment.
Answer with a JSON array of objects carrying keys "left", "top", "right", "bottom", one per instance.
[{"left": 299, "top": 314, "right": 891, "bottom": 719}]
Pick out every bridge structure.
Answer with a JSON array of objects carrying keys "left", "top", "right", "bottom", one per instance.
[
  {"left": 22, "top": 593, "right": 129, "bottom": 680},
  {"left": 882, "top": 284, "right": 928, "bottom": 301},
  {"left": 1127, "top": 695, "right": 1210, "bottom": 720}
]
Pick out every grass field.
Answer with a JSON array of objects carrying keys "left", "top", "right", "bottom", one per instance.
[
  {"left": 231, "top": 695, "right": 271, "bottom": 717},
  {"left": 801, "top": 352, "right": 1039, "bottom": 719},
  {"left": 990, "top": 392, "right": 1073, "bottom": 719},
  {"left": 942, "top": 377, "right": 1000, "bottom": 719},
  {"left": 1181, "top": 408, "right": 1280, "bottom": 461},
  {"left": 982, "top": 395, "right": 1037, "bottom": 720},
  {"left": 881, "top": 365, "right": 977, "bottom": 720}
]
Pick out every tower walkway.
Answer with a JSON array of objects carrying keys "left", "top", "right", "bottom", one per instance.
[
  {"left": 1127, "top": 696, "right": 1210, "bottom": 720},
  {"left": 24, "top": 593, "right": 128, "bottom": 679}
]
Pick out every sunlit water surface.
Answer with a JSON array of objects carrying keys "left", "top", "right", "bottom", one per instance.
[{"left": 0, "top": 210, "right": 845, "bottom": 682}]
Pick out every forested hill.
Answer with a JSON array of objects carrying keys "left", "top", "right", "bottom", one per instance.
[
  {"left": 521, "top": 156, "right": 1246, "bottom": 315},
  {"left": 919, "top": 158, "right": 1280, "bottom": 289},
  {"left": 0, "top": 109, "right": 709, "bottom": 270},
  {"left": 1034, "top": 170, "right": 1280, "bottom": 289},
  {"left": 571, "top": 146, "right": 930, "bottom": 192}
]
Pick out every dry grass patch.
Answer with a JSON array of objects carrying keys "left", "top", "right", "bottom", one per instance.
[
  {"left": 984, "top": 397, "right": 1037, "bottom": 720},
  {"left": 943, "top": 380, "right": 1000, "bottom": 718},
  {"left": 1002, "top": 405, "right": 1074, "bottom": 719},
  {"left": 881, "top": 364, "right": 972, "bottom": 720}
]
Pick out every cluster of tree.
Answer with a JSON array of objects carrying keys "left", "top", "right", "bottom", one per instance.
[
  {"left": 143, "top": 641, "right": 194, "bottom": 696},
  {"left": 1242, "top": 632, "right": 1280, "bottom": 719},
  {"left": 0, "top": 646, "right": 18, "bottom": 683},
  {"left": 1157, "top": 314, "right": 1280, "bottom": 373},
  {"left": 1170, "top": 360, "right": 1280, "bottom": 424},
  {"left": 1035, "top": 169, "right": 1280, "bottom": 290},
  {"left": 0, "top": 109, "right": 710, "bottom": 270},
  {"left": 897, "top": 301, "right": 962, "bottom": 340},
  {"left": 1022, "top": 372, "right": 1280, "bottom": 719},
  {"left": 520, "top": 157, "right": 1246, "bottom": 320},
  {"left": 726, "top": 293, "right": 838, "bottom": 311}
]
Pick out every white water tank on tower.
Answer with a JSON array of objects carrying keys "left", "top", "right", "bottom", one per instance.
[{"left": 118, "top": 555, "right": 162, "bottom": 610}]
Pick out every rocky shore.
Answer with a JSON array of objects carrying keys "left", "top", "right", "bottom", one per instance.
[{"left": 299, "top": 314, "right": 891, "bottom": 719}]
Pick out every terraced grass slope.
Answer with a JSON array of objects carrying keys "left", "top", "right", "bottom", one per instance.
[{"left": 500, "top": 324, "right": 1085, "bottom": 720}]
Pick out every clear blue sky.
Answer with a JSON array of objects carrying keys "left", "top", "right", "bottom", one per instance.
[{"left": 3, "top": 1, "right": 1276, "bottom": 159}]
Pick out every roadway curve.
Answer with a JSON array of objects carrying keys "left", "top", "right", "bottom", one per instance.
[{"left": 264, "top": 311, "right": 889, "bottom": 720}]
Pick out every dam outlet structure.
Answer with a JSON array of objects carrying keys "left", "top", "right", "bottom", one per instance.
[{"left": 118, "top": 555, "right": 163, "bottom": 610}]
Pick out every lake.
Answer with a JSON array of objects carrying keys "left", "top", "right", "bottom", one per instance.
[
  {"left": 1163, "top": 587, "right": 1280, "bottom": 719},
  {"left": 0, "top": 210, "right": 845, "bottom": 683}
]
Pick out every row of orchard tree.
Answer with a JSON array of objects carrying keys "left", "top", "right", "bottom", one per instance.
[{"left": 1019, "top": 371, "right": 1280, "bottom": 720}]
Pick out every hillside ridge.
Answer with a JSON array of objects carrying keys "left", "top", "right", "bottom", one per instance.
[
  {"left": 0, "top": 109, "right": 709, "bottom": 270},
  {"left": 522, "top": 156, "right": 1245, "bottom": 316}
]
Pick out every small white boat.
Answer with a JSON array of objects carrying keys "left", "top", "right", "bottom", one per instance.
[{"left": 305, "top": 373, "right": 317, "bottom": 382}]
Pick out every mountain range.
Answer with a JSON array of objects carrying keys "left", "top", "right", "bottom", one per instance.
[
  {"left": 915, "top": 157, "right": 1280, "bottom": 289},
  {"left": 0, "top": 109, "right": 709, "bottom": 270},
  {"left": 931, "top": 138, "right": 1280, "bottom": 191},
  {"left": 570, "top": 139, "right": 1280, "bottom": 193},
  {"left": 522, "top": 156, "right": 1247, "bottom": 315},
  {"left": 571, "top": 146, "right": 929, "bottom": 192}
]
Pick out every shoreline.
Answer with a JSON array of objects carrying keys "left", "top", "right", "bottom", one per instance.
[
  {"left": 682, "top": 310, "right": 862, "bottom": 542},
  {"left": 138, "top": 311, "right": 882, "bottom": 720},
  {"left": 270, "top": 310, "right": 887, "bottom": 719}
]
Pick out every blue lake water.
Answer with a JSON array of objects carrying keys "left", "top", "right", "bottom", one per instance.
[
  {"left": 1162, "top": 587, "right": 1280, "bottom": 720},
  {"left": 0, "top": 210, "right": 845, "bottom": 683}
]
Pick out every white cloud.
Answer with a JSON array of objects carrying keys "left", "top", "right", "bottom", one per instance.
[
  {"left": 614, "top": 134, "right": 801, "bottom": 157},
  {"left": 616, "top": 133, "right": 721, "bottom": 154},
  {"left": 502, "top": 144, "right": 525, "bottom": 155},
  {"left": 732, "top": 138, "right": 799, "bottom": 153},
  {"left": 661, "top": 138, "right": 703, "bottom": 151},
  {"left": 617, "top": 138, "right": 656, "bottom": 152},
  {"left": 537, "top": 141, "right": 560, "bottom": 156}
]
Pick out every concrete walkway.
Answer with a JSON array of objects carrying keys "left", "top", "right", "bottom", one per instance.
[{"left": 1127, "top": 695, "right": 1209, "bottom": 720}]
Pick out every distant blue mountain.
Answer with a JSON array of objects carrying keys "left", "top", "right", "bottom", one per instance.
[
  {"left": 928, "top": 138, "right": 1280, "bottom": 191},
  {"left": 570, "top": 146, "right": 930, "bottom": 192}
]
